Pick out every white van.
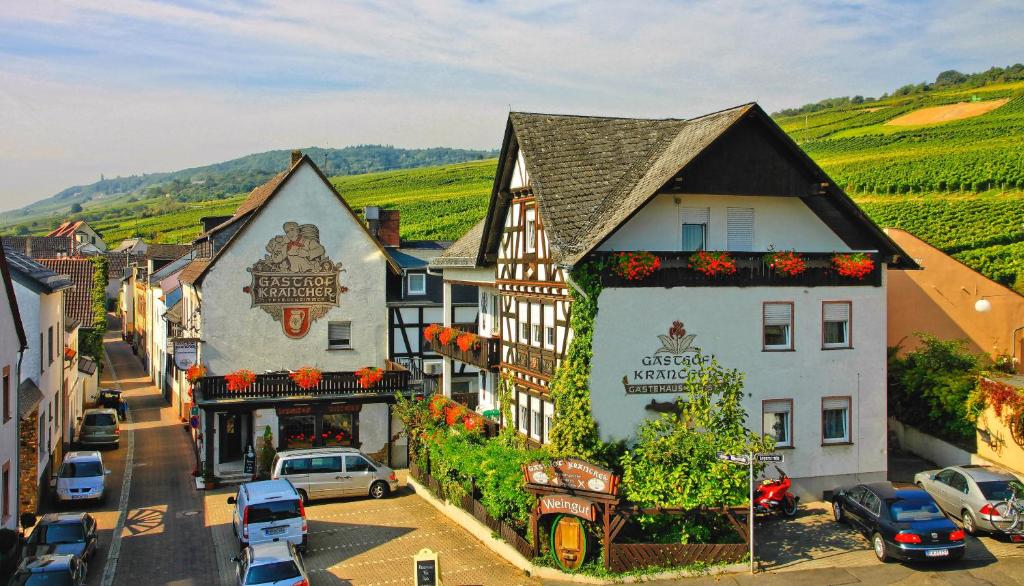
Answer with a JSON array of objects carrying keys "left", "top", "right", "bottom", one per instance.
[
  {"left": 270, "top": 447, "right": 399, "bottom": 503},
  {"left": 228, "top": 480, "right": 307, "bottom": 550}
]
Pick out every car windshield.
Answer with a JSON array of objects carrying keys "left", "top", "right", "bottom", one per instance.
[
  {"left": 889, "top": 499, "right": 946, "bottom": 522},
  {"left": 978, "top": 480, "right": 1022, "bottom": 500},
  {"left": 84, "top": 413, "right": 115, "bottom": 426},
  {"left": 14, "top": 573, "right": 74, "bottom": 585},
  {"left": 247, "top": 500, "right": 300, "bottom": 523},
  {"left": 245, "top": 561, "right": 300, "bottom": 584},
  {"left": 37, "top": 524, "right": 85, "bottom": 544},
  {"left": 59, "top": 461, "right": 102, "bottom": 478}
]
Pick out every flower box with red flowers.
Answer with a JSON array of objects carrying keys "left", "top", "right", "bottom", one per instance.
[
  {"left": 186, "top": 364, "right": 207, "bottom": 383},
  {"left": 438, "top": 327, "right": 457, "bottom": 346},
  {"left": 225, "top": 369, "right": 256, "bottom": 392},
  {"left": 610, "top": 251, "right": 662, "bottom": 281},
  {"left": 355, "top": 366, "right": 384, "bottom": 389},
  {"left": 689, "top": 250, "right": 738, "bottom": 277},
  {"left": 456, "top": 332, "right": 481, "bottom": 352},
  {"left": 832, "top": 253, "right": 875, "bottom": 279},
  {"left": 765, "top": 250, "right": 807, "bottom": 277},
  {"left": 289, "top": 366, "right": 323, "bottom": 390},
  {"left": 423, "top": 323, "right": 443, "bottom": 343}
]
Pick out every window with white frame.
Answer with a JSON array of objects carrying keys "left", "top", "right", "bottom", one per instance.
[
  {"left": 823, "top": 302, "right": 851, "bottom": 349},
  {"left": 763, "top": 302, "right": 793, "bottom": 350},
  {"left": 532, "top": 324, "right": 542, "bottom": 345},
  {"left": 327, "top": 321, "right": 352, "bottom": 349},
  {"left": 479, "top": 372, "right": 489, "bottom": 406},
  {"left": 520, "top": 322, "right": 530, "bottom": 343},
  {"left": 822, "top": 397, "right": 851, "bottom": 444},
  {"left": 525, "top": 207, "right": 537, "bottom": 253},
  {"left": 407, "top": 273, "right": 426, "bottom": 295},
  {"left": 518, "top": 400, "right": 529, "bottom": 434},
  {"left": 531, "top": 405, "right": 543, "bottom": 441},
  {"left": 544, "top": 414, "right": 553, "bottom": 444},
  {"left": 763, "top": 399, "right": 793, "bottom": 448},
  {"left": 490, "top": 294, "right": 500, "bottom": 335},
  {"left": 681, "top": 207, "right": 709, "bottom": 251},
  {"left": 546, "top": 326, "right": 555, "bottom": 348}
]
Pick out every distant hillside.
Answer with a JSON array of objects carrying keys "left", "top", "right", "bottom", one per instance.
[{"left": 0, "top": 145, "right": 497, "bottom": 228}]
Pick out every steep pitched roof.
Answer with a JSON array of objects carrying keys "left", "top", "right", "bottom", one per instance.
[
  {"left": 145, "top": 243, "right": 192, "bottom": 261},
  {"left": 430, "top": 219, "right": 486, "bottom": 268},
  {"left": 481, "top": 104, "right": 912, "bottom": 267},
  {"left": 190, "top": 154, "right": 399, "bottom": 285},
  {"left": 47, "top": 220, "right": 92, "bottom": 238},
  {"left": 4, "top": 248, "right": 73, "bottom": 294},
  {"left": 0, "top": 246, "right": 27, "bottom": 349},
  {"left": 0, "top": 236, "right": 76, "bottom": 258},
  {"left": 105, "top": 252, "right": 142, "bottom": 279},
  {"left": 37, "top": 258, "right": 96, "bottom": 328},
  {"left": 178, "top": 258, "right": 211, "bottom": 285}
]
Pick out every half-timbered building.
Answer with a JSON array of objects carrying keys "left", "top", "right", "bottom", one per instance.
[{"left": 442, "top": 104, "right": 916, "bottom": 498}]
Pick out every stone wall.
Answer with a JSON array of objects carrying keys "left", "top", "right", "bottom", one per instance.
[{"left": 18, "top": 412, "right": 39, "bottom": 514}]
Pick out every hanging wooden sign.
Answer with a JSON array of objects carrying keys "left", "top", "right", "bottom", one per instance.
[
  {"left": 524, "top": 458, "right": 619, "bottom": 496},
  {"left": 539, "top": 495, "right": 596, "bottom": 522}
]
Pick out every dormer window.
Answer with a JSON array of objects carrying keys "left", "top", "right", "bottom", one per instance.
[{"left": 407, "top": 273, "right": 426, "bottom": 296}]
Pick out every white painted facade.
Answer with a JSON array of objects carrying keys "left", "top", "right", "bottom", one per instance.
[{"left": 0, "top": 267, "right": 23, "bottom": 530}]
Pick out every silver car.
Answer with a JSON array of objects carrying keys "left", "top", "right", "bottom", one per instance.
[
  {"left": 270, "top": 447, "right": 398, "bottom": 502},
  {"left": 233, "top": 539, "right": 308, "bottom": 586},
  {"left": 913, "top": 465, "right": 1024, "bottom": 534},
  {"left": 78, "top": 408, "right": 120, "bottom": 448},
  {"left": 54, "top": 451, "right": 110, "bottom": 505}
]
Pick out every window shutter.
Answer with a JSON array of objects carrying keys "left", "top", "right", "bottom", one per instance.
[
  {"left": 764, "top": 303, "right": 792, "bottom": 326},
  {"left": 824, "top": 302, "right": 850, "bottom": 322},
  {"left": 763, "top": 400, "right": 790, "bottom": 413},
  {"left": 727, "top": 207, "right": 754, "bottom": 251},
  {"left": 823, "top": 397, "right": 849, "bottom": 411},
  {"left": 682, "top": 207, "right": 710, "bottom": 225},
  {"left": 328, "top": 322, "right": 351, "bottom": 345}
]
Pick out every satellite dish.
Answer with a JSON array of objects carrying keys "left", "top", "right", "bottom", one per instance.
[{"left": 975, "top": 298, "right": 992, "bottom": 313}]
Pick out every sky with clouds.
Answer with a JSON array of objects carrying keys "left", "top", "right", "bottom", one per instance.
[{"left": 1, "top": 0, "right": 1022, "bottom": 210}]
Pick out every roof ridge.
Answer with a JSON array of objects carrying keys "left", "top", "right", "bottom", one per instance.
[{"left": 511, "top": 111, "right": 686, "bottom": 123}]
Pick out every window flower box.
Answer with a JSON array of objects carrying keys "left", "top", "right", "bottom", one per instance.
[
  {"left": 832, "top": 253, "right": 875, "bottom": 279},
  {"left": 611, "top": 251, "right": 662, "bottom": 281},
  {"left": 765, "top": 250, "right": 807, "bottom": 277},
  {"left": 689, "top": 250, "right": 737, "bottom": 277}
]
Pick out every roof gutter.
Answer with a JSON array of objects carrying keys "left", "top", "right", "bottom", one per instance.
[{"left": 558, "top": 263, "right": 589, "bottom": 301}]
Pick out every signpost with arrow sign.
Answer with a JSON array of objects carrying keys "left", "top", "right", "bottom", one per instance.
[{"left": 715, "top": 451, "right": 784, "bottom": 573}]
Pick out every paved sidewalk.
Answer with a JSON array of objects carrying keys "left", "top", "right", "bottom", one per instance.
[{"left": 102, "top": 319, "right": 220, "bottom": 585}]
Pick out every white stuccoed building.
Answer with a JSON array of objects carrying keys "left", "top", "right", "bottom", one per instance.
[
  {"left": 435, "top": 104, "right": 916, "bottom": 499},
  {"left": 0, "top": 248, "right": 27, "bottom": 530},
  {"left": 181, "top": 152, "right": 411, "bottom": 480}
]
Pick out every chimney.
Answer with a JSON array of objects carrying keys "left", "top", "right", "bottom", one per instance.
[
  {"left": 290, "top": 149, "right": 302, "bottom": 166},
  {"left": 378, "top": 210, "right": 401, "bottom": 248},
  {"left": 364, "top": 206, "right": 380, "bottom": 240}
]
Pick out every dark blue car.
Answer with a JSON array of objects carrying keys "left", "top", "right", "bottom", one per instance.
[{"left": 832, "top": 482, "right": 965, "bottom": 562}]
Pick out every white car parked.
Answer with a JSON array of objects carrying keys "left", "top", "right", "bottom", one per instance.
[
  {"left": 233, "top": 540, "right": 309, "bottom": 586},
  {"left": 54, "top": 451, "right": 110, "bottom": 505},
  {"left": 229, "top": 480, "right": 308, "bottom": 550}
]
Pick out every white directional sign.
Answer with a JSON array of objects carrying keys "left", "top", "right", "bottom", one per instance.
[
  {"left": 755, "top": 453, "right": 784, "bottom": 463},
  {"left": 716, "top": 452, "right": 750, "bottom": 465}
]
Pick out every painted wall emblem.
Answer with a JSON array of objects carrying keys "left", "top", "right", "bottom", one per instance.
[
  {"left": 246, "top": 222, "right": 347, "bottom": 338},
  {"left": 656, "top": 320, "right": 697, "bottom": 355},
  {"left": 622, "top": 320, "right": 709, "bottom": 394}
]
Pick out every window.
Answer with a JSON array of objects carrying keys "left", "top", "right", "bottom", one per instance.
[
  {"left": 48, "top": 326, "right": 54, "bottom": 365},
  {"left": 763, "top": 399, "right": 793, "bottom": 448},
  {"left": 520, "top": 322, "right": 530, "bottom": 343},
  {"left": 546, "top": 327, "right": 555, "bottom": 347},
  {"left": 407, "top": 273, "right": 426, "bottom": 295},
  {"left": 861, "top": 491, "right": 881, "bottom": 517},
  {"left": 763, "top": 302, "right": 793, "bottom": 350},
  {"left": 281, "top": 458, "right": 311, "bottom": 476},
  {"left": 2, "top": 366, "right": 9, "bottom": 422},
  {"left": 532, "top": 407, "right": 543, "bottom": 441},
  {"left": 525, "top": 207, "right": 537, "bottom": 253},
  {"left": 327, "top": 321, "right": 352, "bottom": 349},
  {"left": 518, "top": 403, "right": 529, "bottom": 434},
  {"left": 822, "top": 301, "right": 851, "bottom": 349},
  {"left": 949, "top": 472, "right": 969, "bottom": 494},
  {"left": 344, "top": 455, "right": 375, "bottom": 473},
  {"left": 479, "top": 372, "right": 489, "bottom": 405},
  {"left": 491, "top": 294, "right": 500, "bottom": 335},
  {"left": 544, "top": 414, "right": 553, "bottom": 444},
  {"left": 727, "top": 207, "right": 754, "bottom": 251},
  {"left": 822, "top": 396, "right": 851, "bottom": 444},
  {"left": 532, "top": 324, "right": 542, "bottom": 345},
  {"left": 309, "top": 457, "right": 342, "bottom": 474},
  {"left": 681, "top": 207, "right": 709, "bottom": 251}
]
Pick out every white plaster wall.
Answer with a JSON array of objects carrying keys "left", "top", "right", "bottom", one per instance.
[
  {"left": 359, "top": 403, "right": 389, "bottom": 455},
  {"left": 199, "top": 164, "right": 389, "bottom": 373},
  {"left": 0, "top": 272, "right": 21, "bottom": 530},
  {"left": 598, "top": 194, "right": 851, "bottom": 253},
  {"left": 589, "top": 281, "right": 888, "bottom": 485}
]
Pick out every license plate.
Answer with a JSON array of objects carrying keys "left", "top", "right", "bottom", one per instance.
[
  {"left": 925, "top": 549, "right": 949, "bottom": 557},
  {"left": 72, "top": 494, "right": 90, "bottom": 499},
  {"left": 265, "top": 526, "right": 286, "bottom": 535}
]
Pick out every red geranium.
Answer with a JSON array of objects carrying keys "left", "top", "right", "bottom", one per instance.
[
  {"left": 462, "top": 412, "right": 483, "bottom": 433},
  {"left": 438, "top": 327, "right": 457, "bottom": 346},
  {"left": 289, "top": 366, "right": 323, "bottom": 390},
  {"left": 186, "top": 364, "right": 207, "bottom": 383},
  {"left": 832, "top": 253, "right": 875, "bottom": 279},
  {"left": 689, "top": 250, "right": 737, "bottom": 277},
  {"left": 611, "top": 251, "right": 662, "bottom": 281},
  {"left": 456, "top": 332, "right": 480, "bottom": 352},
  {"left": 444, "top": 403, "right": 466, "bottom": 426},
  {"left": 766, "top": 250, "right": 806, "bottom": 277},
  {"left": 355, "top": 367, "right": 384, "bottom": 389},
  {"left": 423, "top": 323, "right": 443, "bottom": 343},
  {"left": 225, "top": 369, "right": 256, "bottom": 392},
  {"left": 428, "top": 395, "right": 447, "bottom": 420}
]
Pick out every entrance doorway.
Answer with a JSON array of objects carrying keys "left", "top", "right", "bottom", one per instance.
[{"left": 217, "top": 412, "right": 250, "bottom": 465}]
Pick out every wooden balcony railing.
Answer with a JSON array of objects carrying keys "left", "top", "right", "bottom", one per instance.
[
  {"left": 594, "top": 251, "right": 882, "bottom": 288},
  {"left": 504, "top": 342, "right": 558, "bottom": 379},
  {"left": 423, "top": 329, "right": 500, "bottom": 371},
  {"left": 194, "top": 369, "right": 411, "bottom": 402}
]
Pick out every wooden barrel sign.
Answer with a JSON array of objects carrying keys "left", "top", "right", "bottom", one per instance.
[{"left": 549, "top": 515, "right": 588, "bottom": 571}]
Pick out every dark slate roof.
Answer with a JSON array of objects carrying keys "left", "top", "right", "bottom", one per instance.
[
  {"left": 178, "top": 258, "right": 212, "bottom": 285},
  {"left": 0, "top": 236, "right": 76, "bottom": 258},
  {"left": 388, "top": 241, "right": 452, "bottom": 269},
  {"left": 0, "top": 246, "right": 27, "bottom": 349},
  {"left": 38, "top": 258, "right": 96, "bottom": 328},
  {"left": 18, "top": 378, "right": 44, "bottom": 419},
  {"left": 105, "top": 252, "right": 142, "bottom": 279},
  {"left": 145, "top": 243, "right": 192, "bottom": 261},
  {"left": 4, "top": 248, "right": 73, "bottom": 293},
  {"left": 150, "top": 251, "right": 195, "bottom": 284},
  {"left": 430, "top": 219, "right": 486, "bottom": 268},
  {"left": 78, "top": 357, "right": 97, "bottom": 376}
]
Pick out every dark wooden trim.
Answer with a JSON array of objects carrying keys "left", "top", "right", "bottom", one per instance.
[
  {"left": 762, "top": 398, "right": 794, "bottom": 449},
  {"left": 821, "top": 395, "right": 853, "bottom": 445},
  {"left": 443, "top": 278, "right": 495, "bottom": 287},
  {"left": 821, "top": 300, "right": 853, "bottom": 350},
  {"left": 762, "top": 300, "right": 795, "bottom": 352}
]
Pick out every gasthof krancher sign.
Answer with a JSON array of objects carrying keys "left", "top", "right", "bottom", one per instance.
[
  {"left": 621, "top": 320, "right": 711, "bottom": 394},
  {"left": 246, "top": 222, "right": 347, "bottom": 339}
]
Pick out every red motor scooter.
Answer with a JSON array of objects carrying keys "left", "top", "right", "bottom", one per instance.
[{"left": 754, "top": 466, "right": 799, "bottom": 518}]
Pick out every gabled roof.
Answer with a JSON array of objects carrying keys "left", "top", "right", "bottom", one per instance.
[
  {"left": 0, "top": 236, "right": 76, "bottom": 258},
  {"left": 150, "top": 251, "right": 195, "bottom": 284},
  {"left": 189, "top": 154, "right": 399, "bottom": 286},
  {"left": 47, "top": 220, "right": 95, "bottom": 238},
  {"left": 37, "top": 258, "right": 96, "bottom": 328},
  {"left": 145, "top": 243, "right": 192, "bottom": 261},
  {"left": 480, "top": 104, "right": 913, "bottom": 268},
  {"left": 178, "top": 258, "right": 211, "bottom": 285},
  {"left": 105, "top": 252, "right": 142, "bottom": 279},
  {"left": 4, "top": 248, "right": 73, "bottom": 294},
  {"left": 430, "top": 219, "right": 486, "bottom": 268},
  {"left": 0, "top": 246, "right": 27, "bottom": 349},
  {"left": 388, "top": 241, "right": 453, "bottom": 269}
]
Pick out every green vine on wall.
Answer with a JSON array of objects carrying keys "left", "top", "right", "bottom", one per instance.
[
  {"left": 78, "top": 255, "right": 109, "bottom": 371},
  {"left": 546, "top": 262, "right": 606, "bottom": 462}
]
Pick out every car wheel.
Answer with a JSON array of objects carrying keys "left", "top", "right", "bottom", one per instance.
[
  {"left": 297, "top": 490, "right": 309, "bottom": 505},
  {"left": 832, "top": 500, "right": 844, "bottom": 523},
  {"left": 369, "top": 481, "right": 388, "bottom": 499},
  {"left": 962, "top": 510, "right": 978, "bottom": 535},
  {"left": 872, "top": 533, "right": 891, "bottom": 563}
]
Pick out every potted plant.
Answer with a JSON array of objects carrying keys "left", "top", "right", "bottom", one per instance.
[
  {"left": 689, "top": 250, "right": 737, "bottom": 277},
  {"left": 765, "top": 250, "right": 806, "bottom": 277},
  {"left": 423, "top": 323, "right": 443, "bottom": 343},
  {"left": 831, "top": 253, "right": 875, "bottom": 279},
  {"left": 355, "top": 367, "right": 384, "bottom": 389},
  {"left": 185, "top": 364, "right": 206, "bottom": 383},
  {"left": 610, "top": 251, "right": 662, "bottom": 281},
  {"left": 438, "top": 327, "right": 457, "bottom": 346},
  {"left": 456, "top": 332, "right": 481, "bottom": 352},
  {"left": 289, "top": 366, "right": 323, "bottom": 390},
  {"left": 225, "top": 369, "right": 257, "bottom": 392}
]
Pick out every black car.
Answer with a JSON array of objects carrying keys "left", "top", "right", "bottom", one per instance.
[
  {"left": 9, "top": 554, "right": 87, "bottom": 585},
  {"left": 832, "top": 482, "right": 965, "bottom": 562},
  {"left": 22, "top": 513, "right": 98, "bottom": 563}
]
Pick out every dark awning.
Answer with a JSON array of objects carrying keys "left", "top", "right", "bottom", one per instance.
[
  {"left": 18, "top": 379, "right": 44, "bottom": 419},
  {"left": 78, "top": 357, "right": 97, "bottom": 376}
]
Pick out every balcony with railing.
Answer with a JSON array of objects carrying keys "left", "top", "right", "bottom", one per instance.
[
  {"left": 423, "top": 326, "right": 500, "bottom": 371},
  {"left": 193, "top": 367, "right": 411, "bottom": 403},
  {"left": 594, "top": 251, "right": 882, "bottom": 288}
]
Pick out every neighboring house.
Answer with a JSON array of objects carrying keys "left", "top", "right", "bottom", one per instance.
[
  {"left": 104, "top": 251, "right": 142, "bottom": 301},
  {"left": 48, "top": 220, "right": 107, "bottom": 253},
  {"left": 433, "top": 104, "right": 916, "bottom": 499},
  {"left": 5, "top": 248, "right": 72, "bottom": 514},
  {"left": 120, "top": 243, "right": 191, "bottom": 365},
  {"left": 144, "top": 252, "right": 193, "bottom": 411},
  {"left": 0, "top": 236, "right": 76, "bottom": 259},
  {"left": 112, "top": 238, "right": 147, "bottom": 255},
  {"left": 0, "top": 247, "right": 27, "bottom": 530},
  {"left": 180, "top": 151, "right": 411, "bottom": 479}
]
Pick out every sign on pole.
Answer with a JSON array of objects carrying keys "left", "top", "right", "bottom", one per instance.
[
  {"left": 413, "top": 548, "right": 440, "bottom": 586},
  {"left": 755, "top": 453, "right": 784, "bottom": 463},
  {"left": 172, "top": 338, "right": 199, "bottom": 370},
  {"left": 716, "top": 452, "right": 750, "bottom": 465}
]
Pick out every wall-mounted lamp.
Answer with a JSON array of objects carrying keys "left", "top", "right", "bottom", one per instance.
[{"left": 975, "top": 298, "right": 993, "bottom": 313}]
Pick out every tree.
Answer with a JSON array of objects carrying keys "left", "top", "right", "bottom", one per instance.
[{"left": 70, "top": 203, "right": 83, "bottom": 213}]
